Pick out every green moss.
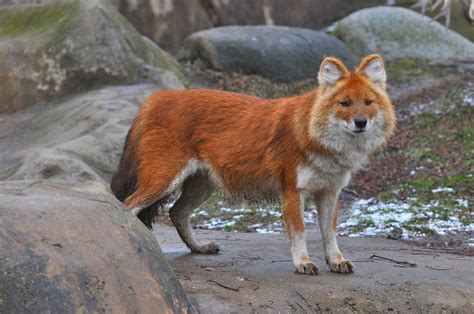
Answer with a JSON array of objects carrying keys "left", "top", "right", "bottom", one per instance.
[
  {"left": 405, "top": 147, "right": 440, "bottom": 163},
  {"left": 414, "top": 112, "right": 440, "bottom": 129},
  {"left": 352, "top": 218, "right": 375, "bottom": 233},
  {"left": 383, "top": 218, "right": 398, "bottom": 224},
  {"left": 406, "top": 178, "right": 436, "bottom": 190},
  {"left": 0, "top": 2, "right": 79, "bottom": 37},
  {"left": 401, "top": 224, "right": 436, "bottom": 236},
  {"left": 396, "top": 174, "right": 473, "bottom": 207},
  {"left": 385, "top": 58, "right": 457, "bottom": 84},
  {"left": 403, "top": 90, "right": 473, "bottom": 169},
  {"left": 100, "top": 1, "right": 186, "bottom": 83},
  {"left": 223, "top": 225, "right": 237, "bottom": 231},
  {"left": 457, "top": 126, "right": 473, "bottom": 142}
]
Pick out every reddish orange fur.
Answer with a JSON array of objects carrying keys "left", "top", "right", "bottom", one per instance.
[
  {"left": 332, "top": 200, "right": 339, "bottom": 231},
  {"left": 124, "top": 90, "right": 319, "bottom": 209},
  {"left": 116, "top": 55, "right": 396, "bottom": 243}
]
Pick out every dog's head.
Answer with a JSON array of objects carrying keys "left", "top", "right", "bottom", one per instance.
[{"left": 312, "top": 54, "right": 396, "bottom": 152}]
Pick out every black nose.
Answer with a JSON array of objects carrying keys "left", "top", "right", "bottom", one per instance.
[{"left": 354, "top": 118, "right": 367, "bottom": 129}]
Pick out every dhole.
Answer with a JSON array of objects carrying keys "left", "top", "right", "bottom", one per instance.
[{"left": 111, "top": 54, "right": 396, "bottom": 275}]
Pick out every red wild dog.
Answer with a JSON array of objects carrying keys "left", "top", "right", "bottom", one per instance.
[{"left": 111, "top": 54, "right": 396, "bottom": 275}]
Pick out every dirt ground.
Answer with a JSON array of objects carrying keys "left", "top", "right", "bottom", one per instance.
[{"left": 155, "top": 223, "right": 474, "bottom": 313}]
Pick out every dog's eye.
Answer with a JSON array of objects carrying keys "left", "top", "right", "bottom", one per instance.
[
  {"left": 340, "top": 101, "right": 350, "bottom": 107},
  {"left": 365, "top": 100, "right": 373, "bottom": 106}
]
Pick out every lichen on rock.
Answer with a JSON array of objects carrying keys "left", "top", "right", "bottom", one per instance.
[
  {"left": 333, "top": 6, "right": 474, "bottom": 62},
  {"left": 0, "top": 0, "right": 185, "bottom": 113}
]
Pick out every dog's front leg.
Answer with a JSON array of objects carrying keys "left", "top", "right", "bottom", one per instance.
[
  {"left": 282, "top": 188, "right": 319, "bottom": 275},
  {"left": 315, "top": 190, "right": 353, "bottom": 274}
]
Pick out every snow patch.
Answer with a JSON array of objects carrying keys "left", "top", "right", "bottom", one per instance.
[
  {"left": 339, "top": 198, "right": 473, "bottom": 239},
  {"left": 431, "top": 187, "right": 455, "bottom": 193}
]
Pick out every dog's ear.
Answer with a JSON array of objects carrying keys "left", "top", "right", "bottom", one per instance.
[
  {"left": 318, "top": 57, "right": 349, "bottom": 92},
  {"left": 356, "top": 54, "right": 386, "bottom": 90}
]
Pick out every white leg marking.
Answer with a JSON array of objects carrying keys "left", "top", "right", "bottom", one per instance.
[
  {"left": 291, "top": 195, "right": 309, "bottom": 267},
  {"left": 291, "top": 194, "right": 319, "bottom": 275},
  {"left": 316, "top": 190, "right": 353, "bottom": 273},
  {"left": 291, "top": 231, "right": 309, "bottom": 267},
  {"left": 316, "top": 191, "right": 341, "bottom": 261}
]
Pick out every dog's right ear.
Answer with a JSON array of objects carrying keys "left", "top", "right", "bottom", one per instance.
[{"left": 318, "top": 57, "right": 349, "bottom": 92}]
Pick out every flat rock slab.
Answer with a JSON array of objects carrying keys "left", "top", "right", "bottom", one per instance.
[
  {"left": 0, "top": 180, "right": 191, "bottom": 313},
  {"left": 155, "top": 224, "right": 474, "bottom": 313}
]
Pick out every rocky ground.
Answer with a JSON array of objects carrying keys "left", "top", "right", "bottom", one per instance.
[
  {"left": 156, "top": 224, "right": 474, "bottom": 313},
  {"left": 2, "top": 2, "right": 473, "bottom": 312}
]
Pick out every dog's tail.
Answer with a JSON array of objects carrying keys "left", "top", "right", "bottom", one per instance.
[
  {"left": 110, "top": 122, "right": 160, "bottom": 229},
  {"left": 111, "top": 123, "right": 139, "bottom": 203}
]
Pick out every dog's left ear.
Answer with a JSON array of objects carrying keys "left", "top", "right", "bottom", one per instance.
[{"left": 356, "top": 54, "right": 386, "bottom": 90}]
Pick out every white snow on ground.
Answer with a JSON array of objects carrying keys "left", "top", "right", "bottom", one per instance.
[
  {"left": 338, "top": 197, "right": 473, "bottom": 239},
  {"left": 192, "top": 206, "right": 317, "bottom": 234},
  {"left": 465, "top": 238, "right": 474, "bottom": 247},
  {"left": 464, "top": 94, "right": 474, "bottom": 106},
  {"left": 431, "top": 187, "right": 454, "bottom": 193},
  {"left": 191, "top": 188, "right": 472, "bottom": 239}
]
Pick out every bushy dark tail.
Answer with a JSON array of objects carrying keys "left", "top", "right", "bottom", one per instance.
[
  {"left": 111, "top": 128, "right": 138, "bottom": 202},
  {"left": 110, "top": 124, "right": 159, "bottom": 229}
]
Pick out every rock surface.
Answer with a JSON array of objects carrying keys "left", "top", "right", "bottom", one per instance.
[
  {"left": 0, "top": 180, "right": 192, "bottom": 313},
  {"left": 0, "top": 84, "right": 171, "bottom": 183},
  {"left": 334, "top": 6, "right": 474, "bottom": 62},
  {"left": 157, "top": 224, "right": 474, "bottom": 313},
  {"left": 0, "top": 0, "right": 184, "bottom": 113},
  {"left": 180, "top": 25, "right": 356, "bottom": 82},
  {"left": 108, "top": 0, "right": 383, "bottom": 53}
]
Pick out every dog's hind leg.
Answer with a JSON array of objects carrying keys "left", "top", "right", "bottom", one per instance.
[
  {"left": 124, "top": 157, "right": 190, "bottom": 226},
  {"left": 169, "top": 171, "right": 219, "bottom": 254}
]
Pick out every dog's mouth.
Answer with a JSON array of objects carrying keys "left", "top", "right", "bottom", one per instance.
[{"left": 353, "top": 129, "right": 366, "bottom": 134}]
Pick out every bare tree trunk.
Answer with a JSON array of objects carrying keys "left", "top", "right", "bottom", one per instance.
[
  {"left": 461, "top": 0, "right": 474, "bottom": 24},
  {"left": 199, "top": 0, "right": 223, "bottom": 27}
]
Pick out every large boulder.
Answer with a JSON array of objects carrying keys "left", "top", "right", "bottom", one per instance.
[
  {"left": 0, "top": 0, "right": 185, "bottom": 113},
  {"left": 0, "top": 180, "right": 192, "bottom": 313},
  {"left": 333, "top": 6, "right": 474, "bottom": 62},
  {"left": 179, "top": 25, "right": 356, "bottom": 82},
  {"left": 107, "top": 0, "right": 383, "bottom": 53},
  {"left": 0, "top": 84, "right": 170, "bottom": 183}
]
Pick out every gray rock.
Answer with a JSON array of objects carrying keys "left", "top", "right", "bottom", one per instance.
[
  {"left": 334, "top": 6, "right": 474, "bottom": 62},
  {"left": 109, "top": 0, "right": 383, "bottom": 53},
  {"left": 179, "top": 25, "right": 356, "bottom": 82},
  {"left": 0, "top": 84, "right": 169, "bottom": 184},
  {"left": 0, "top": 0, "right": 185, "bottom": 113},
  {"left": 0, "top": 180, "right": 192, "bottom": 313},
  {"left": 1, "top": 0, "right": 385, "bottom": 54}
]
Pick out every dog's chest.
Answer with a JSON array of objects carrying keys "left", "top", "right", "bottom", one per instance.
[{"left": 296, "top": 153, "right": 360, "bottom": 193}]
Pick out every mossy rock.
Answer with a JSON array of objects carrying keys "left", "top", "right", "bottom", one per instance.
[
  {"left": 395, "top": 1, "right": 474, "bottom": 42},
  {"left": 0, "top": 0, "right": 185, "bottom": 113},
  {"left": 333, "top": 6, "right": 474, "bottom": 62}
]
